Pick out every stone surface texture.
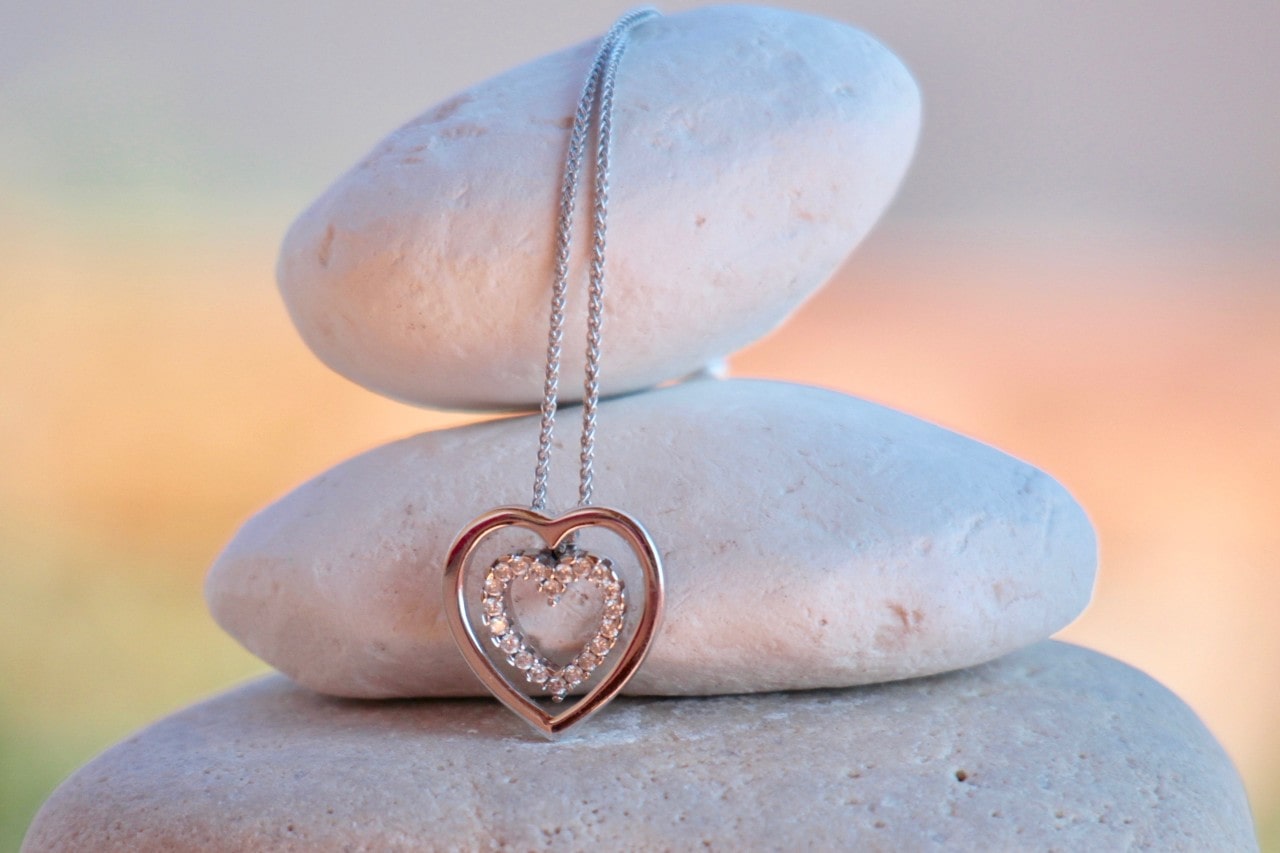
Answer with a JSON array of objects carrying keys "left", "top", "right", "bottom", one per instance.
[
  {"left": 22, "top": 642, "right": 1257, "bottom": 852},
  {"left": 205, "top": 379, "right": 1096, "bottom": 699},
  {"left": 277, "top": 6, "right": 921, "bottom": 409}
]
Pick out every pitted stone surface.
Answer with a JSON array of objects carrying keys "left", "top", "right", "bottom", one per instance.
[{"left": 23, "top": 643, "right": 1257, "bottom": 851}]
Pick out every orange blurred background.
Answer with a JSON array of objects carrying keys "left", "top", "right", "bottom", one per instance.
[{"left": 3, "top": 1, "right": 1277, "bottom": 848}]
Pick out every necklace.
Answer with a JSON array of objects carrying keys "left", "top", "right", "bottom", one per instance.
[{"left": 443, "top": 8, "right": 664, "bottom": 738}]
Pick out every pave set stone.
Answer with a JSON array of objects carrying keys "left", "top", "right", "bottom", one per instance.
[{"left": 480, "top": 549, "right": 627, "bottom": 702}]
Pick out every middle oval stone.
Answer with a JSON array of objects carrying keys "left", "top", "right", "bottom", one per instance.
[{"left": 205, "top": 379, "right": 1096, "bottom": 699}]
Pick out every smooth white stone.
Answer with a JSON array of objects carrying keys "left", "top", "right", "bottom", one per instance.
[
  {"left": 23, "top": 643, "right": 1257, "bottom": 852},
  {"left": 277, "top": 7, "right": 920, "bottom": 409},
  {"left": 205, "top": 379, "right": 1096, "bottom": 698}
]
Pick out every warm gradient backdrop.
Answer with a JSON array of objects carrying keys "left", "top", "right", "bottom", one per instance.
[{"left": 3, "top": 1, "right": 1277, "bottom": 848}]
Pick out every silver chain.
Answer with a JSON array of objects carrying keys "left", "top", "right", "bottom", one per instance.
[{"left": 532, "top": 8, "right": 657, "bottom": 513}]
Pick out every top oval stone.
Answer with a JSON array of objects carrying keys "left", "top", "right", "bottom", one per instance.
[{"left": 278, "top": 6, "right": 920, "bottom": 409}]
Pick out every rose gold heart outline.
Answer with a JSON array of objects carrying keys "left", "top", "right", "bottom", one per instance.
[{"left": 443, "top": 505, "right": 663, "bottom": 738}]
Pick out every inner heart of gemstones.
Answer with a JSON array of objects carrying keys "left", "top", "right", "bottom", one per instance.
[{"left": 479, "top": 547, "right": 627, "bottom": 703}]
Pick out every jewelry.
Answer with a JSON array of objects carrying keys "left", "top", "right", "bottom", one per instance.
[{"left": 443, "top": 9, "right": 664, "bottom": 738}]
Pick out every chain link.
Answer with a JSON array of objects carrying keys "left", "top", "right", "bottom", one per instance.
[{"left": 532, "top": 8, "right": 657, "bottom": 512}]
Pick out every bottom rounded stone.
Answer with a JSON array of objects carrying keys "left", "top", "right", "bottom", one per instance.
[{"left": 23, "top": 642, "right": 1255, "bottom": 851}]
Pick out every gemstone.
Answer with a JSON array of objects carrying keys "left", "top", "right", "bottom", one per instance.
[{"left": 469, "top": 542, "right": 647, "bottom": 710}]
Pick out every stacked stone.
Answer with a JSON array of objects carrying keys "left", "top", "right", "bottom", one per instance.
[{"left": 25, "top": 7, "right": 1255, "bottom": 851}]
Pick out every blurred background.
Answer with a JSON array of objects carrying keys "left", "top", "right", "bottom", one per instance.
[{"left": 2, "top": 0, "right": 1277, "bottom": 848}]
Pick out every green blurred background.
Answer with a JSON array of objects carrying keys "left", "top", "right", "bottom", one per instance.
[{"left": 3, "top": 1, "right": 1278, "bottom": 848}]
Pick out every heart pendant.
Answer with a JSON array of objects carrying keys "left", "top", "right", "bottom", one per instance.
[{"left": 443, "top": 505, "right": 664, "bottom": 737}]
